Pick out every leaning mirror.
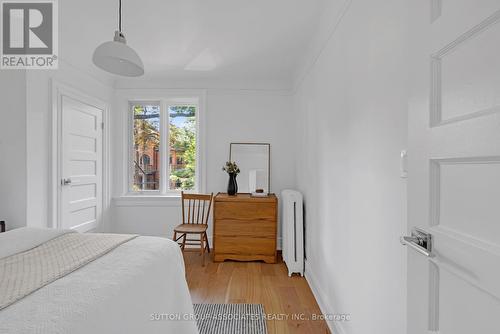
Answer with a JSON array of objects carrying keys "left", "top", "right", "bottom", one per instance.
[{"left": 229, "top": 143, "right": 271, "bottom": 195}]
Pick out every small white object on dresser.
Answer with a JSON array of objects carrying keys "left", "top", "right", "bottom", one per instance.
[{"left": 281, "top": 189, "right": 304, "bottom": 277}]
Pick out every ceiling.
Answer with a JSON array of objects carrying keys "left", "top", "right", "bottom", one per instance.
[{"left": 59, "top": 0, "right": 325, "bottom": 87}]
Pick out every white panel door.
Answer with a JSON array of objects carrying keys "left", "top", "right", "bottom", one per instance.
[
  {"left": 407, "top": 1, "right": 500, "bottom": 333},
  {"left": 60, "top": 95, "right": 103, "bottom": 232}
]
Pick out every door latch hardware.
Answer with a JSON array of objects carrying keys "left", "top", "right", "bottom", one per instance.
[
  {"left": 61, "top": 178, "right": 72, "bottom": 186},
  {"left": 400, "top": 227, "right": 432, "bottom": 257}
]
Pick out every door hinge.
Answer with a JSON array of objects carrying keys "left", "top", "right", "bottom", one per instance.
[
  {"left": 101, "top": 122, "right": 105, "bottom": 130},
  {"left": 400, "top": 150, "right": 408, "bottom": 178}
]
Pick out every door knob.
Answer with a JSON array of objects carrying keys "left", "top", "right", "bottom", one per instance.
[
  {"left": 61, "top": 178, "right": 72, "bottom": 186},
  {"left": 401, "top": 227, "right": 432, "bottom": 257}
]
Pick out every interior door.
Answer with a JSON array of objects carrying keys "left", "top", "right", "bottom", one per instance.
[
  {"left": 60, "top": 95, "right": 103, "bottom": 232},
  {"left": 406, "top": 1, "right": 500, "bottom": 333}
]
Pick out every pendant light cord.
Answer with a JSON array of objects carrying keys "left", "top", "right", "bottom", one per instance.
[{"left": 118, "top": 0, "right": 122, "bottom": 32}]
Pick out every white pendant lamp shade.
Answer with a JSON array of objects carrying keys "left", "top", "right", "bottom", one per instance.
[
  {"left": 92, "top": 0, "right": 144, "bottom": 77},
  {"left": 93, "top": 31, "right": 144, "bottom": 77}
]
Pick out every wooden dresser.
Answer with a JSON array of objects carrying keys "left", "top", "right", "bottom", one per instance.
[{"left": 213, "top": 193, "right": 277, "bottom": 263}]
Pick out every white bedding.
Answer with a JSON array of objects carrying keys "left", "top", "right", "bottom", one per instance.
[{"left": 0, "top": 228, "right": 198, "bottom": 334}]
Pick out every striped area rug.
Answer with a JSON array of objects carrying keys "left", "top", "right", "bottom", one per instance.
[{"left": 194, "top": 304, "right": 267, "bottom": 334}]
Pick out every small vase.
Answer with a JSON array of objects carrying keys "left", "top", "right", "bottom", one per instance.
[{"left": 227, "top": 173, "right": 238, "bottom": 196}]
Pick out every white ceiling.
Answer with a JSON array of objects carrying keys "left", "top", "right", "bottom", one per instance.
[{"left": 59, "top": 0, "right": 325, "bottom": 87}]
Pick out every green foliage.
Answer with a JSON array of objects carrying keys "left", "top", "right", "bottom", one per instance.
[
  {"left": 132, "top": 104, "right": 196, "bottom": 191},
  {"left": 169, "top": 106, "right": 196, "bottom": 190},
  {"left": 222, "top": 161, "right": 240, "bottom": 175},
  {"left": 132, "top": 105, "right": 160, "bottom": 190},
  {"left": 133, "top": 105, "right": 160, "bottom": 153}
]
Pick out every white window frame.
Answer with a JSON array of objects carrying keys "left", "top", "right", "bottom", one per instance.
[{"left": 123, "top": 90, "right": 206, "bottom": 197}]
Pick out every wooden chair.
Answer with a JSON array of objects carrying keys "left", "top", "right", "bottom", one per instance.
[{"left": 173, "top": 192, "right": 213, "bottom": 265}]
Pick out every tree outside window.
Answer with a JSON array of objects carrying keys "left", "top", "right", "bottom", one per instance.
[
  {"left": 133, "top": 104, "right": 160, "bottom": 191},
  {"left": 130, "top": 102, "right": 198, "bottom": 192},
  {"left": 169, "top": 106, "right": 196, "bottom": 190}
]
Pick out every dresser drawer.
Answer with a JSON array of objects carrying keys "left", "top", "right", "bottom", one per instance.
[
  {"left": 216, "top": 219, "right": 275, "bottom": 237},
  {"left": 216, "top": 236, "right": 275, "bottom": 255},
  {"left": 214, "top": 202, "right": 275, "bottom": 220}
]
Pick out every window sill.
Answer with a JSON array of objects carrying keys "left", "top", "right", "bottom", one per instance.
[{"left": 113, "top": 195, "right": 181, "bottom": 207}]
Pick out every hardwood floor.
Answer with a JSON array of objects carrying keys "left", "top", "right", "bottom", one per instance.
[{"left": 184, "top": 252, "right": 330, "bottom": 334}]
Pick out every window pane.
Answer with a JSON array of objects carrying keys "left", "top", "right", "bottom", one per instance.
[
  {"left": 169, "top": 105, "right": 196, "bottom": 190},
  {"left": 132, "top": 103, "right": 160, "bottom": 191}
]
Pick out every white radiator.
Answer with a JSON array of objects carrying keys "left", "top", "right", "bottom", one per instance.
[{"left": 281, "top": 189, "right": 304, "bottom": 277}]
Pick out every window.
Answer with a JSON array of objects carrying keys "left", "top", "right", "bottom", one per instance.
[
  {"left": 129, "top": 100, "right": 200, "bottom": 194},
  {"left": 169, "top": 106, "right": 196, "bottom": 191},
  {"left": 132, "top": 103, "right": 160, "bottom": 191}
]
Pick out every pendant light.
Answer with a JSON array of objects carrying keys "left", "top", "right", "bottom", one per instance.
[{"left": 92, "top": 0, "right": 144, "bottom": 76}]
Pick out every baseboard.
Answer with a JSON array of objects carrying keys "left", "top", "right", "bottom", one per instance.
[{"left": 305, "top": 260, "right": 347, "bottom": 334}]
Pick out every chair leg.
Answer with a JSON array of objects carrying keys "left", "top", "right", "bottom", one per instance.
[
  {"left": 200, "top": 233, "right": 205, "bottom": 266},
  {"left": 181, "top": 233, "right": 187, "bottom": 251},
  {"left": 173, "top": 231, "right": 177, "bottom": 245},
  {"left": 204, "top": 232, "right": 210, "bottom": 253}
]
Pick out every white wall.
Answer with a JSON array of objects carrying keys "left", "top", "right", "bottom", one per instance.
[
  {"left": 294, "top": 1, "right": 408, "bottom": 333},
  {"left": 111, "top": 88, "right": 295, "bottom": 244},
  {"left": 0, "top": 71, "right": 27, "bottom": 230},
  {"left": 25, "top": 61, "right": 114, "bottom": 229}
]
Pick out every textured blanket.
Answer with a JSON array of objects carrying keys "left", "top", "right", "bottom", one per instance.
[{"left": 0, "top": 232, "right": 137, "bottom": 310}]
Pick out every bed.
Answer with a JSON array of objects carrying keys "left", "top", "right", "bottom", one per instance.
[{"left": 0, "top": 228, "right": 198, "bottom": 334}]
